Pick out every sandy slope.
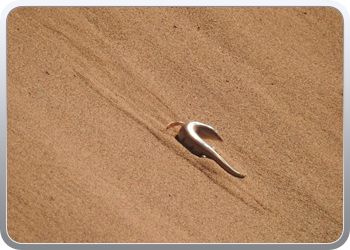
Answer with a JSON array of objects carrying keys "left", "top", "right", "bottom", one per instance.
[{"left": 7, "top": 7, "right": 343, "bottom": 243}]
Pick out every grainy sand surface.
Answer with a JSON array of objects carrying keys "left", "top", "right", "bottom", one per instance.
[{"left": 7, "top": 7, "right": 343, "bottom": 243}]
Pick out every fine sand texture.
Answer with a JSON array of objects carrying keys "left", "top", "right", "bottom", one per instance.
[{"left": 7, "top": 7, "right": 343, "bottom": 243}]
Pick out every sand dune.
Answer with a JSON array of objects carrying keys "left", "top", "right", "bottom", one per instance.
[{"left": 7, "top": 7, "right": 343, "bottom": 243}]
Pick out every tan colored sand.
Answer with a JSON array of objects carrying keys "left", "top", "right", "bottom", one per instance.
[{"left": 7, "top": 7, "right": 343, "bottom": 243}]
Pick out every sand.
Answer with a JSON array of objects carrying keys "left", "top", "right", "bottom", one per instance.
[{"left": 7, "top": 7, "right": 343, "bottom": 243}]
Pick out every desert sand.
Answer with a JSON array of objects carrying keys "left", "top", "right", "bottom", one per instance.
[{"left": 7, "top": 7, "right": 343, "bottom": 243}]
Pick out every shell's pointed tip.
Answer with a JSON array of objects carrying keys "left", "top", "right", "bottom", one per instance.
[{"left": 237, "top": 170, "right": 247, "bottom": 178}]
